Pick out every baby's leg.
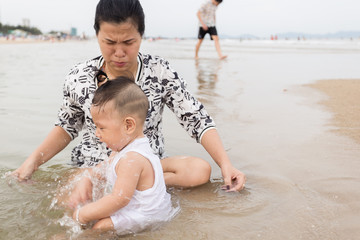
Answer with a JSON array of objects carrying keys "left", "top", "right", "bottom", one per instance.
[{"left": 92, "top": 217, "right": 114, "bottom": 231}]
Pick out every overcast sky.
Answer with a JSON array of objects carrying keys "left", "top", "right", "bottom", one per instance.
[{"left": 0, "top": 0, "right": 359, "bottom": 38}]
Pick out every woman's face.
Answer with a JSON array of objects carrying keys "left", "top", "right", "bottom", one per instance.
[{"left": 97, "top": 21, "right": 142, "bottom": 77}]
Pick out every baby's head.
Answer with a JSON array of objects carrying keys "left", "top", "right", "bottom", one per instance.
[
  {"left": 91, "top": 76, "right": 149, "bottom": 151},
  {"left": 213, "top": 0, "right": 222, "bottom": 5}
]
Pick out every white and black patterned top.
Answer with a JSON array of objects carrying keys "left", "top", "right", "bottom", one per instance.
[
  {"left": 55, "top": 53, "right": 216, "bottom": 166},
  {"left": 198, "top": 0, "right": 218, "bottom": 27}
]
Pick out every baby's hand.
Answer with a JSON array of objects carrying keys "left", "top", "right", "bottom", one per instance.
[{"left": 67, "top": 178, "right": 93, "bottom": 209}]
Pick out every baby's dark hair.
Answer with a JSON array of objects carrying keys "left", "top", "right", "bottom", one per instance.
[
  {"left": 216, "top": 0, "right": 223, "bottom": 3},
  {"left": 92, "top": 76, "right": 149, "bottom": 123}
]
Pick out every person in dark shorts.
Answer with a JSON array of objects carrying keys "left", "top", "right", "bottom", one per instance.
[
  {"left": 195, "top": 0, "right": 227, "bottom": 59},
  {"left": 198, "top": 26, "right": 218, "bottom": 40}
]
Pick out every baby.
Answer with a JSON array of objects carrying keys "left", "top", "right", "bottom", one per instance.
[{"left": 69, "top": 76, "right": 178, "bottom": 234}]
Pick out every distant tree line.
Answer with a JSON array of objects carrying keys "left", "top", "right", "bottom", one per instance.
[{"left": 0, "top": 22, "right": 42, "bottom": 35}]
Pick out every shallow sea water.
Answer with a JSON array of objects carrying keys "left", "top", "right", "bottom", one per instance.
[{"left": 1, "top": 39, "right": 360, "bottom": 239}]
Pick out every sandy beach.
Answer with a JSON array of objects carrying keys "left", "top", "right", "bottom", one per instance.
[
  {"left": 0, "top": 36, "right": 89, "bottom": 44},
  {"left": 0, "top": 36, "right": 45, "bottom": 44},
  {"left": 308, "top": 79, "right": 360, "bottom": 143}
]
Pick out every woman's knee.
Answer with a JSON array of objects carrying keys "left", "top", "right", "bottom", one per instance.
[
  {"left": 183, "top": 157, "right": 211, "bottom": 187},
  {"left": 194, "top": 157, "right": 211, "bottom": 183},
  {"left": 162, "top": 156, "right": 211, "bottom": 187}
]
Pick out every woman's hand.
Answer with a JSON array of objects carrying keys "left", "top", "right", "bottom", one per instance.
[
  {"left": 12, "top": 159, "right": 38, "bottom": 182},
  {"left": 200, "top": 129, "right": 246, "bottom": 192},
  {"left": 13, "top": 126, "right": 72, "bottom": 182},
  {"left": 221, "top": 164, "right": 246, "bottom": 192}
]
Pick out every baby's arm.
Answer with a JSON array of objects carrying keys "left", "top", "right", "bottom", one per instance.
[{"left": 73, "top": 152, "right": 146, "bottom": 225}]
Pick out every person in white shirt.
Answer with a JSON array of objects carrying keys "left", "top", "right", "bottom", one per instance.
[{"left": 195, "top": 0, "right": 227, "bottom": 59}]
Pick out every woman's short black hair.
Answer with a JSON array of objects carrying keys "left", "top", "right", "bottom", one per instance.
[{"left": 94, "top": 0, "right": 145, "bottom": 36}]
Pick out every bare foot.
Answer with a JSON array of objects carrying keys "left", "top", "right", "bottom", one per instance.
[{"left": 219, "top": 55, "right": 227, "bottom": 60}]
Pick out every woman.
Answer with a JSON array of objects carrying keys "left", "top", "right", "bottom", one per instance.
[{"left": 13, "top": 0, "right": 245, "bottom": 194}]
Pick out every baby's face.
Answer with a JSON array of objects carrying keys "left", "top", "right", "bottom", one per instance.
[{"left": 91, "top": 102, "right": 128, "bottom": 152}]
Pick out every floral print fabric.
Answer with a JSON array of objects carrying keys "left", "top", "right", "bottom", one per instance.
[{"left": 55, "top": 53, "right": 216, "bottom": 166}]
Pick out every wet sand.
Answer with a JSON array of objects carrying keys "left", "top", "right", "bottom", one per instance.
[{"left": 307, "top": 79, "right": 360, "bottom": 143}]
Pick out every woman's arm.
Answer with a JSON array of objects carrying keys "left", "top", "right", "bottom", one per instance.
[
  {"left": 161, "top": 60, "right": 246, "bottom": 191},
  {"left": 12, "top": 126, "right": 71, "bottom": 181},
  {"left": 201, "top": 128, "right": 246, "bottom": 192},
  {"left": 13, "top": 63, "right": 90, "bottom": 181}
]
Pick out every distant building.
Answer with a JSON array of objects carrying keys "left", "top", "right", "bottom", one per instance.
[
  {"left": 70, "top": 27, "right": 77, "bottom": 37},
  {"left": 22, "top": 18, "right": 30, "bottom": 28},
  {"left": 10, "top": 29, "right": 28, "bottom": 37}
]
